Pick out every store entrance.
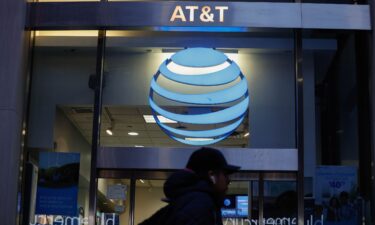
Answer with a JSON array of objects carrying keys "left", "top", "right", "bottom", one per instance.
[
  {"left": 97, "top": 170, "right": 297, "bottom": 225},
  {"left": 96, "top": 146, "right": 297, "bottom": 225},
  {"left": 91, "top": 30, "right": 300, "bottom": 224}
]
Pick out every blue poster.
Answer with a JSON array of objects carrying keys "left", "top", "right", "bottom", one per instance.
[
  {"left": 35, "top": 152, "right": 80, "bottom": 216},
  {"left": 315, "top": 166, "right": 359, "bottom": 225}
]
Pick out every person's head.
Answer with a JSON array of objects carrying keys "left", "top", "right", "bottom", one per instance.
[{"left": 186, "top": 147, "right": 240, "bottom": 199}]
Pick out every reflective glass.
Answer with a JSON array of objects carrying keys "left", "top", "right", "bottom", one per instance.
[
  {"left": 25, "top": 30, "right": 98, "bottom": 225},
  {"left": 302, "top": 30, "right": 372, "bottom": 224},
  {"left": 99, "top": 29, "right": 295, "bottom": 148}
]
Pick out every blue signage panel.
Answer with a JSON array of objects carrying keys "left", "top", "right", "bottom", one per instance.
[
  {"left": 35, "top": 152, "right": 80, "bottom": 216},
  {"left": 236, "top": 196, "right": 248, "bottom": 217},
  {"left": 28, "top": 2, "right": 371, "bottom": 30},
  {"left": 221, "top": 195, "right": 249, "bottom": 218}
]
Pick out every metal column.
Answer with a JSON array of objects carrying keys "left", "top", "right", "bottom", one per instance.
[
  {"left": 369, "top": 0, "right": 375, "bottom": 222},
  {"left": 258, "top": 173, "right": 264, "bottom": 225},
  {"left": 88, "top": 29, "right": 106, "bottom": 225},
  {"left": 129, "top": 178, "right": 136, "bottom": 225},
  {"left": 294, "top": 28, "right": 305, "bottom": 225}
]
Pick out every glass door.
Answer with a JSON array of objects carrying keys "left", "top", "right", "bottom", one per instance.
[{"left": 97, "top": 171, "right": 296, "bottom": 225}]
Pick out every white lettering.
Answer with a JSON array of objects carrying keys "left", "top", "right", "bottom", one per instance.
[
  {"left": 28, "top": 215, "right": 327, "bottom": 225},
  {"left": 82, "top": 217, "right": 89, "bottom": 225},
  {"left": 200, "top": 6, "right": 214, "bottom": 22},
  {"left": 243, "top": 219, "right": 251, "bottom": 225},
  {"left": 266, "top": 218, "right": 275, "bottom": 225},
  {"left": 314, "top": 215, "right": 324, "bottom": 225},
  {"left": 29, "top": 215, "right": 119, "bottom": 225},
  {"left": 185, "top": 6, "right": 198, "bottom": 22},
  {"left": 170, "top": 6, "right": 186, "bottom": 22},
  {"left": 170, "top": 6, "right": 228, "bottom": 23},
  {"left": 65, "top": 216, "right": 80, "bottom": 225},
  {"left": 29, "top": 216, "right": 37, "bottom": 225},
  {"left": 54, "top": 216, "right": 64, "bottom": 225},
  {"left": 106, "top": 214, "right": 116, "bottom": 225},
  {"left": 215, "top": 6, "right": 228, "bottom": 22}
]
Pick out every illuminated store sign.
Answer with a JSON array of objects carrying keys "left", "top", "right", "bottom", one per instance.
[
  {"left": 170, "top": 6, "right": 229, "bottom": 23},
  {"left": 149, "top": 48, "right": 249, "bottom": 146}
]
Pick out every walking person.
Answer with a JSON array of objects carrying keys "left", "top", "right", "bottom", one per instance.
[{"left": 139, "top": 147, "right": 240, "bottom": 225}]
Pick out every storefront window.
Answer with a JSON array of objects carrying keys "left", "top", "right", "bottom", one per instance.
[
  {"left": 263, "top": 178, "right": 297, "bottom": 224},
  {"left": 99, "top": 29, "right": 295, "bottom": 148},
  {"left": 302, "top": 30, "right": 372, "bottom": 224},
  {"left": 22, "top": 10, "right": 374, "bottom": 224},
  {"left": 24, "top": 30, "right": 98, "bottom": 225},
  {"left": 96, "top": 178, "right": 131, "bottom": 225},
  {"left": 92, "top": 28, "right": 298, "bottom": 225}
]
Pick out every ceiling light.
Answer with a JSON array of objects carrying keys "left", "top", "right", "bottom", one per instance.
[
  {"left": 244, "top": 132, "right": 249, "bottom": 137},
  {"left": 106, "top": 128, "right": 113, "bottom": 136},
  {"left": 143, "top": 115, "right": 177, "bottom": 123},
  {"left": 135, "top": 145, "right": 144, "bottom": 148},
  {"left": 185, "top": 138, "right": 214, "bottom": 141},
  {"left": 128, "top": 132, "right": 139, "bottom": 136}
]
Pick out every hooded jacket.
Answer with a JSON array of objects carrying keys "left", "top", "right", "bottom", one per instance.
[{"left": 139, "top": 169, "right": 223, "bottom": 225}]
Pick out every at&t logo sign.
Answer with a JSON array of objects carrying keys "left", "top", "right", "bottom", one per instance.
[
  {"left": 149, "top": 48, "right": 249, "bottom": 146},
  {"left": 170, "top": 5, "right": 229, "bottom": 23}
]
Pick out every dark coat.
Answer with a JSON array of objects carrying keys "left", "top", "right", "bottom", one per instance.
[{"left": 139, "top": 170, "right": 223, "bottom": 225}]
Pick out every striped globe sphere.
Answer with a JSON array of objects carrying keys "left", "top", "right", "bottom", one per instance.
[{"left": 149, "top": 48, "right": 249, "bottom": 146}]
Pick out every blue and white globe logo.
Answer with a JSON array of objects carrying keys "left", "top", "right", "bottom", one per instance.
[{"left": 149, "top": 48, "right": 249, "bottom": 146}]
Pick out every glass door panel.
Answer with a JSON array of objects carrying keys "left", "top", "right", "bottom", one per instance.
[
  {"left": 97, "top": 178, "right": 131, "bottom": 225},
  {"left": 98, "top": 171, "right": 262, "bottom": 225},
  {"left": 263, "top": 173, "right": 297, "bottom": 225},
  {"left": 134, "top": 179, "right": 167, "bottom": 225}
]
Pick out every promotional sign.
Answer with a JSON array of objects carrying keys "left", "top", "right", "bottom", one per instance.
[
  {"left": 35, "top": 152, "right": 80, "bottom": 216},
  {"left": 149, "top": 48, "right": 249, "bottom": 146},
  {"left": 315, "top": 166, "right": 357, "bottom": 204},
  {"left": 107, "top": 184, "right": 127, "bottom": 200},
  {"left": 221, "top": 195, "right": 249, "bottom": 218},
  {"left": 315, "top": 166, "right": 359, "bottom": 225}
]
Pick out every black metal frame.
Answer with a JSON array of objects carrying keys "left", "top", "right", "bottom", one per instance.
[
  {"left": 20, "top": 30, "right": 37, "bottom": 225},
  {"left": 258, "top": 173, "right": 265, "bottom": 225},
  {"left": 367, "top": 0, "right": 375, "bottom": 222},
  {"left": 129, "top": 178, "right": 136, "bottom": 225},
  {"left": 294, "top": 28, "right": 304, "bottom": 225},
  {"left": 355, "top": 30, "right": 372, "bottom": 201},
  {"left": 88, "top": 30, "right": 106, "bottom": 225}
]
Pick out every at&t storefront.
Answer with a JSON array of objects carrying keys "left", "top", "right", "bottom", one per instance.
[{"left": 9, "top": 1, "right": 375, "bottom": 225}]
